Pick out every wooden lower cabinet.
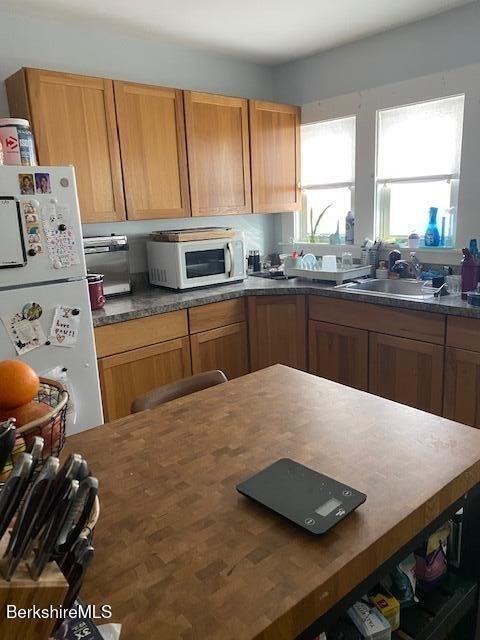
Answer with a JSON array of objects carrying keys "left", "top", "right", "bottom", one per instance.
[
  {"left": 444, "top": 347, "right": 480, "bottom": 427},
  {"left": 190, "top": 322, "right": 249, "bottom": 380},
  {"left": 308, "top": 320, "right": 368, "bottom": 391},
  {"left": 98, "top": 337, "right": 191, "bottom": 421},
  {"left": 369, "top": 332, "right": 444, "bottom": 415},
  {"left": 248, "top": 295, "right": 306, "bottom": 371}
]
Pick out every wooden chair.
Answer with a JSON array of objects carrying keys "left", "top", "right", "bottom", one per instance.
[{"left": 131, "top": 370, "right": 228, "bottom": 413}]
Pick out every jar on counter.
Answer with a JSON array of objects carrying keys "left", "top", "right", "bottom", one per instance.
[{"left": 0, "top": 118, "right": 37, "bottom": 166}]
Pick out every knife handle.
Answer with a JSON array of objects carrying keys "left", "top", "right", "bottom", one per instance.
[{"left": 0, "top": 424, "right": 16, "bottom": 476}]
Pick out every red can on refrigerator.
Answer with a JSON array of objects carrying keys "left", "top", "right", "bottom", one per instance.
[{"left": 87, "top": 274, "right": 106, "bottom": 310}]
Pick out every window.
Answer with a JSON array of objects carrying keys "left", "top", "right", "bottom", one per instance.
[
  {"left": 299, "top": 116, "right": 355, "bottom": 243},
  {"left": 376, "top": 95, "right": 464, "bottom": 246}
]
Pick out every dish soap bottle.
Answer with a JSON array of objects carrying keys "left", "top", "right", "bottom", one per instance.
[
  {"left": 345, "top": 211, "right": 355, "bottom": 245},
  {"left": 424, "top": 207, "right": 440, "bottom": 247}
]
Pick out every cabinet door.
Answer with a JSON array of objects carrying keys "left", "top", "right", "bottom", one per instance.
[
  {"left": 369, "top": 333, "right": 444, "bottom": 414},
  {"left": 248, "top": 295, "right": 306, "bottom": 371},
  {"left": 25, "top": 69, "right": 125, "bottom": 223},
  {"left": 114, "top": 81, "right": 190, "bottom": 219},
  {"left": 98, "top": 337, "right": 191, "bottom": 421},
  {"left": 249, "top": 100, "right": 300, "bottom": 213},
  {"left": 444, "top": 347, "right": 480, "bottom": 427},
  {"left": 184, "top": 91, "right": 251, "bottom": 216},
  {"left": 190, "top": 322, "right": 249, "bottom": 380},
  {"left": 308, "top": 320, "right": 368, "bottom": 391}
]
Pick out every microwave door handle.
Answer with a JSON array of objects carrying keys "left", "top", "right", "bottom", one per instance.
[
  {"left": 227, "top": 242, "right": 234, "bottom": 277},
  {"left": 84, "top": 247, "right": 109, "bottom": 254}
]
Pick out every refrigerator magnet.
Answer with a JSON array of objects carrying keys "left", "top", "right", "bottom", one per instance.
[
  {"left": 18, "top": 174, "right": 35, "bottom": 195},
  {"left": 1, "top": 314, "right": 46, "bottom": 356},
  {"left": 49, "top": 305, "right": 80, "bottom": 348},
  {"left": 35, "top": 173, "right": 51, "bottom": 194}
]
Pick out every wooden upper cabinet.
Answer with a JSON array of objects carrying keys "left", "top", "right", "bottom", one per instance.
[
  {"left": 309, "top": 320, "right": 368, "bottom": 391},
  {"left": 184, "top": 91, "right": 251, "bottom": 216},
  {"left": 249, "top": 100, "right": 300, "bottom": 213},
  {"left": 369, "top": 332, "right": 444, "bottom": 415},
  {"left": 6, "top": 68, "right": 125, "bottom": 223},
  {"left": 114, "top": 81, "right": 190, "bottom": 219}
]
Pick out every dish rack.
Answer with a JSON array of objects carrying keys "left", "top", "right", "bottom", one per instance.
[{"left": 284, "top": 263, "right": 373, "bottom": 285}]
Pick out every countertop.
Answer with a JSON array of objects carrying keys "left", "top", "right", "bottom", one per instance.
[
  {"left": 92, "top": 276, "right": 480, "bottom": 326},
  {"left": 65, "top": 365, "right": 480, "bottom": 639}
]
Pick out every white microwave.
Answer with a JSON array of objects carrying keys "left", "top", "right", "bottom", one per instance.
[{"left": 147, "top": 233, "right": 246, "bottom": 289}]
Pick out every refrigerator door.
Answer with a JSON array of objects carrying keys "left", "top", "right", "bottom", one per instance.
[
  {"left": 0, "top": 166, "right": 86, "bottom": 288},
  {"left": 0, "top": 279, "right": 103, "bottom": 435}
]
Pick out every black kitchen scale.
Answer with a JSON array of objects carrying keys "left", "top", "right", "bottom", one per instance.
[{"left": 236, "top": 458, "right": 366, "bottom": 535}]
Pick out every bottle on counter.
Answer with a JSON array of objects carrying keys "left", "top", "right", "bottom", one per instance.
[
  {"left": 345, "top": 211, "right": 355, "bottom": 245},
  {"left": 461, "top": 248, "right": 480, "bottom": 299},
  {"left": 424, "top": 207, "right": 440, "bottom": 247},
  {"left": 376, "top": 261, "right": 389, "bottom": 279},
  {"left": 253, "top": 250, "right": 261, "bottom": 272},
  {"left": 247, "top": 250, "right": 254, "bottom": 274}
]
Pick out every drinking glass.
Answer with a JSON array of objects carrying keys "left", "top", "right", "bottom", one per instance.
[{"left": 446, "top": 275, "right": 461, "bottom": 296}]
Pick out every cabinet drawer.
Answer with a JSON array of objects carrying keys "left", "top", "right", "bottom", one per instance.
[
  {"left": 95, "top": 310, "right": 188, "bottom": 358},
  {"left": 188, "top": 298, "right": 246, "bottom": 333},
  {"left": 446, "top": 316, "right": 480, "bottom": 352},
  {"left": 309, "top": 296, "right": 445, "bottom": 345}
]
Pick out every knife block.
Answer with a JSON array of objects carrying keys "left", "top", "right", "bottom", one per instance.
[{"left": 0, "top": 535, "right": 68, "bottom": 640}]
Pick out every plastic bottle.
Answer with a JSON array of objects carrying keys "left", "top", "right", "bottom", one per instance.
[
  {"left": 461, "top": 248, "right": 480, "bottom": 299},
  {"left": 424, "top": 207, "right": 440, "bottom": 247},
  {"left": 345, "top": 211, "right": 355, "bottom": 245}
]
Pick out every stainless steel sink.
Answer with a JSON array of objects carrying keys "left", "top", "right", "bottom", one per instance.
[{"left": 335, "top": 278, "right": 435, "bottom": 300}]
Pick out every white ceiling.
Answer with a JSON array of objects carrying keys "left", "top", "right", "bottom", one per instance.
[{"left": 7, "top": 0, "right": 476, "bottom": 64}]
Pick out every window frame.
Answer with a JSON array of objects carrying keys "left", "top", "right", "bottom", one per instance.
[
  {"left": 374, "top": 95, "right": 464, "bottom": 244},
  {"left": 299, "top": 115, "right": 357, "bottom": 243}
]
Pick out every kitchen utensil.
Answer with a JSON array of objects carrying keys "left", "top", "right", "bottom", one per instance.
[
  {"left": 301, "top": 253, "right": 317, "bottom": 269},
  {"left": 446, "top": 274, "right": 461, "bottom": 295},
  {"left": 341, "top": 252, "right": 353, "bottom": 268},
  {"left": 0, "top": 453, "right": 33, "bottom": 541},
  {"left": 62, "top": 543, "right": 95, "bottom": 611},
  {"left": 31, "top": 453, "right": 82, "bottom": 539},
  {"left": 30, "top": 478, "right": 79, "bottom": 580},
  {"left": 87, "top": 274, "right": 106, "bottom": 310},
  {"left": 56, "top": 476, "right": 98, "bottom": 556},
  {"left": 2, "top": 456, "right": 59, "bottom": 580},
  {"left": 0, "top": 419, "right": 17, "bottom": 476},
  {"left": 237, "top": 458, "right": 366, "bottom": 535},
  {"left": 322, "top": 255, "right": 337, "bottom": 271}
]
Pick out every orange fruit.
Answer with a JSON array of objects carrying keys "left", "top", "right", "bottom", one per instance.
[
  {"left": 0, "top": 400, "right": 50, "bottom": 427},
  {"left": 0, "top": 360, "right": 40, "bottom": 409}
]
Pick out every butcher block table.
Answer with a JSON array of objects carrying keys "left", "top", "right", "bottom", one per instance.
[{"left": 65, "top": 365, "right": 480, "bottom": 639}]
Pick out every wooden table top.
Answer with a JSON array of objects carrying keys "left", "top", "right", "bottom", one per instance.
[{"left": 65, "top": 365, "right": 480, "bottom": 640}]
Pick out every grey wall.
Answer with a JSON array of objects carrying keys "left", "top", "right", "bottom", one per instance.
[
  {"left": 272, "top": 2, "right": 480, "bottom": 105},
  {"left": 0, "top": 7, "right": 274, "bottom": 117},
  {"left": 0, "top": 6, "right": 278, "bottom": 269}
]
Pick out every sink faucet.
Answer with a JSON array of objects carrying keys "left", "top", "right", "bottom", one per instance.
[{"left": 390, "top": 252, "right": 422, "bottom": 279}]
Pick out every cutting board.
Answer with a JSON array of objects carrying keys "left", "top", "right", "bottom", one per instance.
[{"left": 150, "top": 227, "right": 235, "bottom": 242}]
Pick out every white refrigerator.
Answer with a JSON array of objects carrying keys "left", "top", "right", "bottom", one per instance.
[{"left": 0, "top": 165, "right": 103, "bottom": 435}]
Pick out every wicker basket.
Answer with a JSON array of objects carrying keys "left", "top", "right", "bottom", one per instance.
[{"left": 10, "top": 377, "right": 68, "bottom": 464}]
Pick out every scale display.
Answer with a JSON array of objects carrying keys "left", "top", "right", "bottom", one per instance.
[{"left": 236, "top": 458, "right": 367, "bottom": 535}]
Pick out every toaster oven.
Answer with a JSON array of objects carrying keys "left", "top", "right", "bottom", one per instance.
[{"left": 83, "top": 235, "right": 132, "bottom": 296}]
